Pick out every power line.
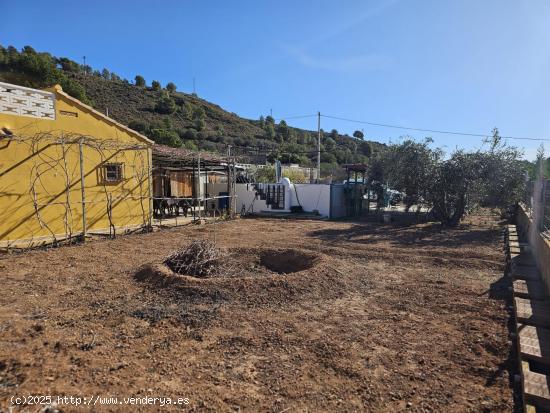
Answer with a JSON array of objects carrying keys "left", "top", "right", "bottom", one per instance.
[
  {"left": 321, "top": 114, "right": 550, "bottom": 142},
  {"left": 274, "top": 114, "right": 317, "bottom": 121}
]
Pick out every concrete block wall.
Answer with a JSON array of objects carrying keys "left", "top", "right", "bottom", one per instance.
[{"left": 517, "top": 205, "right": 550, "bottom": 294}]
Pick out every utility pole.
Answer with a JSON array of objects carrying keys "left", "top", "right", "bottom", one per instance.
[
  {"left": 317, "top": 111, "right": 321, "bottom": 183},
  {"left": 82, "top": 56, "right": 86, "bottom": 74}
]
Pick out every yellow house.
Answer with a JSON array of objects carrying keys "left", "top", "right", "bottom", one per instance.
[{"left": 0, "top": 81, "right": 153, "bottom": 249}]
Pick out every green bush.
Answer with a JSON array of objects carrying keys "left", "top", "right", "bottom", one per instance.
[
  {"left": 183, "top": 140, "right": 198, "bottom": 151},
  {"left": 166, "top": 82, "right": 176, "bottom": 93},
  {"left": 149, "top": 129, "right": 181, "bottom": 147},
  {"left": 181, "top": 128, "right": 198, "bottom": 140},
  {"left": 59, "top": 77, "right": 89, "bottom": 104},
  {"left": 135, "top": 75, "right": 145, "bottom": 87},
  {"left": 151, "top": 80, "right": 161, "bottom": 91},
  {"left": 200, "top": 141, "right": 217, "bottom": 152},
  {"left": 128, "top": 120, "right": 149, "bottom": 133},
  {"left": 155, "top": 95, "right": 176, "bottom": 114},
  {"left": 192, "top": 105, "right": 205, "bottom": 120},
  {"left": 353, "top": 130, "right": 364, "bottom": 140},
  {"left": 195, "top": 118, "right": 205, "bottom": 131},
  {"left": 57, "top": 57, "right": 80, "bottom": 73}
]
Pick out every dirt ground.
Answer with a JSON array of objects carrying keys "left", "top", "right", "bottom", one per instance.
[{"left": 0, "top": 214, "right": 516, "bottom": 412}]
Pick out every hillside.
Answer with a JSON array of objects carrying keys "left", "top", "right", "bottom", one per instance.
[
  {"left": 0, "top": 44, "right": 384, "bottom": 171},
  {"left": 72, "top": 73, "right": 268, "bottom": 145}
]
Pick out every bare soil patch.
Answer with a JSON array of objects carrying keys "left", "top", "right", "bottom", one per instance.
[
  {"left": 259, "top": 249, "right": 319, "bottom": 274},
  {"left": 0, "top": 214, "right": 515, "bottom": 412}
]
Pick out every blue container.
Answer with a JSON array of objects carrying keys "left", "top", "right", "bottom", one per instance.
[{"left": 218, "top": 192, "right": 229, "bottom": 210}]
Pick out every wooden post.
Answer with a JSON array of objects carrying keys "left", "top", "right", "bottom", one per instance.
[
  {"left": 191, "top": 158, "right": 197, "bottom": 221},
  {"left": 107, "top": 193, "right": 115, "bottom": 238},
  {"left": 205, "top": 166, "right": 209, "bottom": 217},
  {"left": 79, "top": 139, "right": 87, "bottom": 239},
  {"left": 146, "top": 147, "right": 153, "bottom": 230},
  {"left": 226, "top": 146, "right": 232, "bottom": 217},
  {"left": 197, "top": 152, "right": 202, "bottom": 220}
]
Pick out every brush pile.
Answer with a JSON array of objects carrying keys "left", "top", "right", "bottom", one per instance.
[{"left": 164, "top": 240, "right": 225, "bottom": 278}]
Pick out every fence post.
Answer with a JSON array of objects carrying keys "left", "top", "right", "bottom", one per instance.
[
  {"left": 198, "top": 152, "right": 202, "bottom": 220},
  {"left": 79, "top": 139, "right": 87, "bottom": 240},
  {"left": 544, "top": 179, "right": 550, "bottom": 232},
  {"left": 147, "top": 147, "right": 153, "bottom": 230}
]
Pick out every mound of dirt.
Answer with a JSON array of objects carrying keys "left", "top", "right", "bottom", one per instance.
[
  {"left": 134, "top": 247, "right": 348, "bottom": 308},
  {"left": 134, "top": 263, "right": 197, "bottom": 287},
  {"left": 157, "top": 244, "right": 323, "bottom": 281}
]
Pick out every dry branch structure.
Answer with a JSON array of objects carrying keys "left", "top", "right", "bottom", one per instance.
[{"left": 164, "top": 239, "right": 224, "bottom": 278}]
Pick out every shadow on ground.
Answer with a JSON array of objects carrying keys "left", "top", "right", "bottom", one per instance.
[
  {"left": 308, "top": 220, "right": 502, "bottom": 249},
  {"left": 487, "top": 273, "right": 522, "bottom": 413}
]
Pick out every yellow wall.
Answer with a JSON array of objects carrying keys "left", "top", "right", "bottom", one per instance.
[{"left": 0, "top": 85, "right": 152, "bottom": 248}]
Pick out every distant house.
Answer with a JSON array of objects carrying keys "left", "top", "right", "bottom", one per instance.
[{"left": 0, "top": 81, "right": 153, "bottom": 248}]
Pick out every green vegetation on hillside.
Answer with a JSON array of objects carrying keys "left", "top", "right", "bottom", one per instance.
[
  {"left": 0, "top": 44, "right": 385, "bottom": 174},
  {"left": 0, "top": 45, "right": 89, "bottom": 103}
]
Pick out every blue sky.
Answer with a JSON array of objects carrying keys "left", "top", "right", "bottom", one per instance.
[{"left": 3, "top": 0, "right": 550, "bottom": 159}]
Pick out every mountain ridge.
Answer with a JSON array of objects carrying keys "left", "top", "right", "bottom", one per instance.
[{"left": 0, "top": 44, "right": 384, "bottom": 171}]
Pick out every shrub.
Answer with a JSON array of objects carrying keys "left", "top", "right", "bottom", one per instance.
[
  {"left": 166, "top": 82, "right": 176, "bottom": 93},
  {"left": 183, "top": 140, "right": 198, "bottom": 151},
  {"left": 359, "top": 141, "right": 371, "bottom": 157},
  {"left": 192, "top": 105, "right": 205, "bottom": 120},
  {"left": 135, "top": 75, "right": 145, "bottom": 87},
  {"left": 181, "top": 128, "right": 198, "bottom": 140},
  {"left": 128, "top": 120, "right": 149, "bottom": 133},
  {"left": 283, "top": 169, "right": 309, "bottom": 183},
  {"left": 255, "top": 166, "right": 276, "bottom": 183},
  {"left": 151, "top": 80, "right": 161, "bottom": 91},
  {"left": 57, "top": 57, "right": 80, "bottom": 72},
  {"left": 149, "top": 129, "right": 182, "bottom": 147},
  {"left": 59, "top": 77, "right": 89, "bottom": 104},
  {"left": 155, "top": 95, "right": 176, "bottom": 114},
  {"left": 353, "top": 130, "right": 364, "bottom": 140},
  {"left": 195, "top": 118, "right": 205, "bottom": 131},
  {"left": 200, "top": 141, "right": 217, "bottom": 152}
]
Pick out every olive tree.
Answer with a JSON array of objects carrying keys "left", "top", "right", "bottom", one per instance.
[
  {"left": 379, "top": 131, "right": 527, "bottom": 227},
  {"left": 384, "top": 138, "right": 441, "bottom": 211},
  {"left": 427, "top": 135, "right": 526, "bottom": 226}
]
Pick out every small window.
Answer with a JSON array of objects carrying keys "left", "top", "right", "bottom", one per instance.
[{"left": 104, "top": 163, "right": 123, "bottom": 182}]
